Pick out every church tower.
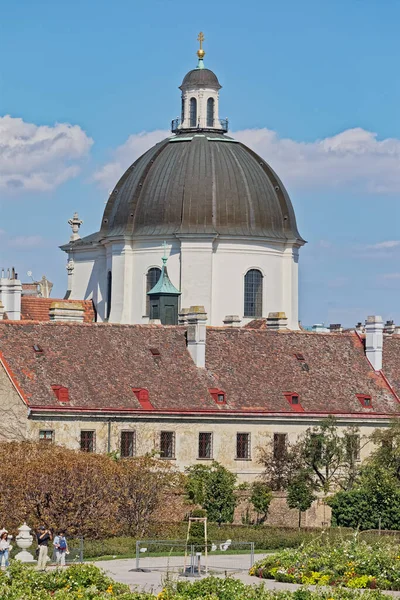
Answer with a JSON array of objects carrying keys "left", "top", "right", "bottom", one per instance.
[{"left": 61, "top": 35, "right": 305, "bottom": 328}]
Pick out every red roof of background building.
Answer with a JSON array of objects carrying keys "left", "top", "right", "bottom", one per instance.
[{"left": 20, "top": 297, "right": 95, "bottom": 323}]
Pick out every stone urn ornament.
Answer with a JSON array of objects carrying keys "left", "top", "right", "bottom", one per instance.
[{"left": 15, "top": 522, "right": 35, "bottom": 562}]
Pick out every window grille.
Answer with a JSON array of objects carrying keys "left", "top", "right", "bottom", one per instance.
[
  {"left": 273, "top": 433, "right": 287, "bottom": 459},
  {"left": 39, "top": 430, "right": 54, "bottom": 443},
  {"left": 121, "top": 431, "right": 136, "bottom": 457},
  {"left": 80, "top": 430, "right": 95, "bottom": 453},
  {"left": 346, "top": 434, "right": 361, "bottom": 461},
  {"left": 160, "top": 431, "right": 175, "bottom": 459},
  {"left": 106, "top": 271, "right": 112, "bottom": 320},
  {"left": 236, "top": 433, "right": 251, "bottom": 459},
  {"left": 190, "top": 98, "right": 197, "bottom": 127},
  {"left": 244, "top": 269, "right": 263, "bottom": 317},
  {"left": 207, "top": 98, "right": 214, "bottom": 127},
  {"left": 198, "top": 432, "right": 212, "bottom": 459},
  {"left": 146, "top": 267, "right": 161, "bottom": 315}
]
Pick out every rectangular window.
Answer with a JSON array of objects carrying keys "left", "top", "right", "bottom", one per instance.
[
  {"left": 346, "top": 433, "right": 361, "bottom": 461},
  {"left": 236, "top": 433, "right": 251, "bottom": 459},
  {"left": 121, "top": 431, "right": 136, "bottom": 458},
  {"left": 273, "top": 433, "right": 287, "bottom": 459},
  {"left": 80, "top": 430, "right": 95, "bottom": 452},
  {"left": 39, "top": 430, "right": 54, "bottom": 443},
  {"left": 160, "top": 431, "right": 175, "bottom": 459},
  {"left": 198, "top": 432, "right": 213, "bottom": 459}
]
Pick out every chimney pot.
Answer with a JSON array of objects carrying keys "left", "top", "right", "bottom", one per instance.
[
  {"left": 365, "top": 315, "right": 383, "bottom": 371},
  {"left": 266, "top": 312, "right": 288, "bottom": 331},
  {"left": 187, "top": 305, "right": 207, "bottom": 368}
]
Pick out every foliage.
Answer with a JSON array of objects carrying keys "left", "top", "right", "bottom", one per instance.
[
  {"left": 328, "top": 420, "right": 400, "bottom": 529},
  {"left": 161, "top": 576, "right": 388, "bottom": 599},
  {"left": 116, "top": 456, "right": 183, "bottom": 536},
  {"left": 251, "top": 533, "right": 400, "bottom": 590},
  {"left": 0, "top": 561, "right": 152, "bottom": 599},
  {"left": 0, "top": 564, "right": 390, "bottom": 598},
  {"left": 187, "top": 509, "right": 210, "bottom": 552},
  {"left": 259, "top": 418, "right": 361, "bottom": 493},
  {"left": 185, "top": 461, "right": 237, "bottom": 523},
  {"left": 250, "top": 482, "right": 272, "bottom": 525},
  {"left": 286, "top": 476, "right": 315, "bottom": 527},
  {"left": 0, "top": 442, "right": 181, "bottom": 538}
]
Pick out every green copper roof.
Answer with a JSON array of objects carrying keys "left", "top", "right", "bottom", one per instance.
[{"left": 147, "top": 257, "right": 180, "bottom": 296}]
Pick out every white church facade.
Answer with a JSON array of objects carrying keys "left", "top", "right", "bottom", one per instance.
[{"left": 61, "top": 36, "right": 305, "bottom": 328}]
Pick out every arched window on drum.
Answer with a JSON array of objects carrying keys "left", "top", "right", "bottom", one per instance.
[
  {"left": 207, "top": 98, "right": 214, "bottom": 127},
  {"left": 106, "top": 271, "right": 112, "bottom": 320},
  {"left": 244, "top": 269, "right": 263, "bottom": 318},
  {"left": 146, "top": 267, "right": 161, "bottom": 315},
  {"left": 190, "top": 98, "right": 197, "bottom": 127}
]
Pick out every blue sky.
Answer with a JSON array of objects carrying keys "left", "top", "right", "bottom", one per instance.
[{"left": 1, "top": 0, "right": 400, "bottom": 326}]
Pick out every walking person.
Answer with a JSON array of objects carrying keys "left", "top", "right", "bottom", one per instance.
[
  {"left": 36, "top": 526, "right": 52, "bottom": 571},
  {"left": 0, "top": 531, "right": 11, "bottom": 570},
  {"left": 53, "top": 531, "right": 68, "bottom": 567}
]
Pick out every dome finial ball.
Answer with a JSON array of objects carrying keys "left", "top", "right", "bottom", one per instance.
[{"left": 197, "top": 32, "right": 205, "bottom": 60}]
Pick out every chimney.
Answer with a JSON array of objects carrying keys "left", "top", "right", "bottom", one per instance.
[
  {"left": 266, "top": 312, "right": 288, "bottom": 331},
  {"left": 49, "top": 301, "right": 84, "bottom": 323},
  {"left": 365, "top": 315, "right": 384, "bottom": 371},
  {"left": 0, "top": 268, "right": 22, "bottom": 320},
  {"left": 223, "top": 314, "right": 241, "bottom": 327},
  {"left": 187, "top": 305, "right": 207, "bottom": 368},
  {"left": 384, "top": 320, "right": 395, "bottom": 335},
  {"left": 355, "top": 322, "right": 364, "bottom": 334},
  {"left": 178, "top": 308, "right": 190, "bottom": 325}
]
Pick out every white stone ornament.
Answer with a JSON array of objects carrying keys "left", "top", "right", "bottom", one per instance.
[
  {"left": 15, "top": 522, "right": 35, "bottom": 562},
  {"left": 68, "top": 212, "right": 83, "bottom": 241}
]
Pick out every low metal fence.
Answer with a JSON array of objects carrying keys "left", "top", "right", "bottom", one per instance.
[{"left": 134, "top": 539, "right": 255, "bottom": 574}]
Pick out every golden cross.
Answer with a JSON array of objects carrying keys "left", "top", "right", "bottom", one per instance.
[{"left": 197, "top": 32, "right": 204, "bottom": 50}]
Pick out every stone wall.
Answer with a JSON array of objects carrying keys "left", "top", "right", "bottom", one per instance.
[{"left": 0, "top": 364, "right": 28, "bottom": 441}]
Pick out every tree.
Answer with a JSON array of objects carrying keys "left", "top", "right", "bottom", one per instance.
[
  {"left": 286, "top": 476, "right": 315, "bottom": 528},
  {"left": 185, "top": 461, "right": 237, "bottom": 524},
  {"left": 0, "top": 442, "right": 182, "bottom": 538},
  {"left": 250, "top": 482, "right": 272, "bottom": 525},
  {"left": 116, "top": 455, "right": 183, "bottom": 536},
  {"left": 258, "top": 436, "right": 303, "bottom": 491}
]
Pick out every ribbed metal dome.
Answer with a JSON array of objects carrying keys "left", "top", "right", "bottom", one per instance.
[
  {"left": 98, "top": 132, "right": 304, "bottom": 241},
  {"left": 180, "top": 68, "right": 221, "bottom": 90}
]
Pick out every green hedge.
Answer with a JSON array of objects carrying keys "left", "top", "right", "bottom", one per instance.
[{"left": 83, "top": 525, "right": 390, "bottom": 559}]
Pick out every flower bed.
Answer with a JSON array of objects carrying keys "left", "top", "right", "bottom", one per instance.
[
  {"left": 250, "top": 535, "right": 400, "bottom": 590},
  {"left": 0, "top": 563, "right": 391, "bottom": 598}
]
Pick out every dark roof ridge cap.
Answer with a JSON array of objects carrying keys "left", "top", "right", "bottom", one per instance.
[
  {"left": 206, "top": 327, "right": 358, "bottom": 337},
  {"left": 0, "top": 320, "right": 186, "bottom": 330}
]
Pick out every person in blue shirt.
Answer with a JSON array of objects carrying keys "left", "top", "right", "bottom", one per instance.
[{"left": 53, "top": 531, "right": 68, "bottom": 567}]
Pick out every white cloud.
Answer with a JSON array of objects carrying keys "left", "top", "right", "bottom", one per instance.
[
  {"left": 93, "top": 126, "right": 400, "bottom": 194},
  {"left": 93, "top": 130, "right": 169, "bottom": 189},
  {"left": 382, "top": 273, "right": 400, "bottom": 280},
  {"left": 0, "top": 115, "right": 93, "bottom": 192},
  {"left": 368, "top": 241, "right": 400, "bottom": 250}
]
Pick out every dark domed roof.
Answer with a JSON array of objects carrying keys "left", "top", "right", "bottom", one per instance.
[
  {"left": 98, "top": 132, "right": 304, "bottom": 242},
  {"left": 180, "top": 68, "right": 221, "bottom": 90}
]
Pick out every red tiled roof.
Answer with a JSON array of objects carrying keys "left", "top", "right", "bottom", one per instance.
[
  {"left": 205, "top": 328, "right": 399, "bottom": 415},
  {"left": 20, "top": 297, "right": 95, "bottom": 323},
  {"left": 383, "top": 336, "right": 400, "bottom": 400},
  {"left": 0, "top": 322, "right": 398, "bottom": 416}
]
